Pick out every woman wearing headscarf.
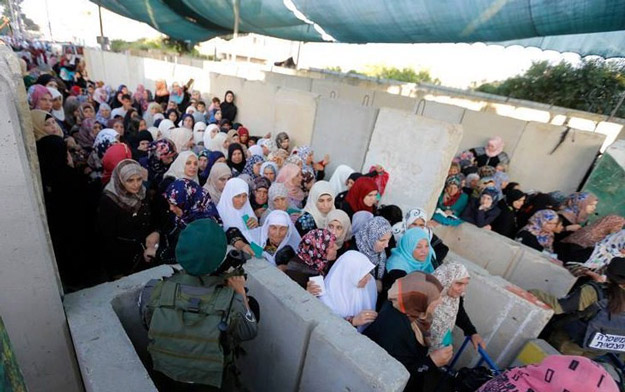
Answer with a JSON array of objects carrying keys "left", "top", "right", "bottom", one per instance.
[
  {"left": 363, "top": 272, "right": 450, "bottom": 391},
  {"left": 284, "top": 229, "right": 338, "bottom": 289},
  {"left": 530, "top": 257, "right": 625, "bottom": 360},
  {"left": 140, "top": 139, "right": 177, "bottom": 190},
  {"left": 179, "top": 113, "right": 195, "bottom": 131},
  {"left": 97, "top": 159, "right": 159, "bottom": 279},
  {"left": 257, "top": 210, "right": 302, "bottom": 266},
  {"left": 386, "top": 227, "right": 435, "bottom": 277},
  {"left": 352, "top": 211, "right": 373, "bottom": 236},
  {"left": 169, "top": 127, "right": 194, "bottom": 153},
  {"left": 237, "top": 126, "right": 250, "bottom": 147},
  {"left": 31, "top": 109, "right": 63, "bottom": 141},
  {"left": 341, "top": 177, "right": 379, "bottom": 218},
  {"left": 432, "top": 175, "right": 469, "bottom": 226},
  {"left": 192, "top": 122, "right": 207, "bottom": 151},
  {"left": 321, "top": 251, "right": 378, "bottom": 332},
  {"left": 516, "top": 192, "right": 559, "bottom": 229},
  {"left": 203, "top": 123, "right": 220, "bottom": 146},
  {"left": 198, "top": 150, "right": 226, "bottom": 185},
  {"left": 251, "top": 176, "right": 271, "bottom": 218},
  {"left": 430, "top": 263, "right": 484, "bottom": 353},
  {"left": 227, "top": 143, "right": 246, "bottom": 177},
  {"left": 275, "top": 163, "right": 306, "bottom": 209},
  {"left": 558, "top": 215, "right": 625, "bottom": 263},
  {"left": 93, "top": 86, "right": 108, "bottom": 106},
  {"left": 73, "top": 118, "right": 97, "bottom": 152},
  {"left": 219, "top": 178, "right": 261, "bottom": 252},
  {"left": 328, "top": 164, "right": 355, "bottom": 196},
  {"left": 202, "top": 162, "right": 232, "bottom": 205},
  {"left": 260, "top": 161, "right": 278, "bottom": 183},
  {"left": 207, "top": 131, "right": 228, "bottom": 155},
  {"left": 88, "top": 128, "right": 120, "bottom": 179},
  {"left": 350, "top": 216, "right": 392, "bottom": 283},
  {"left": 259, "top": 182, "right": 299, "bottom": 225},
  {"left": 95, "top": 102, "right": 111, "bottom": 126},
  {"left": 131, "top": 130, "right": 154, "bottom": 161},
  {"left": 557, "top": 192, "right": 599, "bottom": 241},
  {"left": 469, "top": 136, "right": 510, "bottom": 168},
  {"left": 325, "top": 209, "right": 352, "bottom": 257},
  {"left": 220, "top": 90, "right": 238, "bottom": 122},
  {"left": 491, "top": 189, "right": 526, "bottom": 239},
  {"left": 395, "top": 208, "right": 449, "bottom": 265},
  {"left": 295, "top": 145, "right": 321, "bottom": 179},
  {"left": 275, "top": 132, "right": 290, "bottom": 152},
  {"left": 154, "top": 79, "right": 170, "bottom": 105},
  {"left": 477, "top": 355, "right": 618, "bottom": 392},
  {"left": 295, "top": 181, "right": 335, "bottom": 237},
  {"left": 461, "top": 187, "right": 501, "bottom": 229},
  {"left": 157, "top": 119, "right": 175, "bottom": 140},
  {"left": 143, "top": 102, "right": 162, "bottom": 128},
  {"left": 28, "top": 84, "right": 53, "bottom": 111},
  {"left": 582, "top": 230, "right": 625, "bottom": 272},
  {"left": 334, "top": 172, "right": 362, "bottom": 209},
  {"left": 242, "top": 154, "right": 265, "bottom": 180},
  {"left": 48, "top": 87, "right": 65, "bottom": 123},
  {"left": 63, "top": 96, "right": 81, "bottom": 133},
  {"left": 131, "top": 84, "right": 148, "bottom": 115},
  {"left": 515, "top": 209, "right": 560, "bottom": 254},
  {"left": 101, "top": 143, "right": 133, "bottom": 185}
]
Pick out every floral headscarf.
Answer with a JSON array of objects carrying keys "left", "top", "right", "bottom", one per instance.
[
  {"left": 519, "top": 209, "right": 559, "bottom": 252},
  {"left": 93, "top": 129, "right": 119, "bottom": 159},
  {"left": 562, "top": 215, "right": 625, "bottom": 249},
  {"left": 297, "top": 229, "right": 336, "bottom": 275},
  {"left": 559, "top": 192, "right": 598, "bottom": 225},
  {"left": 243, "top": 154, "right": 265, "bottom": 180},
  {"left": 164, "top": 178, "right": 218, "bottom": 229},
  {"left": 584, "top": 230, "right": 625, "bottom": 271},
  {"left": 147, "top": 138, "right": 177, "bottom": 182},
  {"left": 429, "top": 263, "right": 470, "bottom": 351},
  {"left": 355, "top": 216, "right": 392, "bottom": 279},
  {"left": 295, "top": 145, "right": 314, "bottom": 175}
]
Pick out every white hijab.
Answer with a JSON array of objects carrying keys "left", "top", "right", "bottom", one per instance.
[
  {"left": 303, "top": 180, "right": 336, "bottom": 228},
  {"left": 248, "top": 145, "right": 264, "bottom": 157},
  {"left": 193, "top": 121, "right": 207, "bottom": 145},
  {"left": 208, "top": 132, "right": 228, "bottom": 155},
  {"left": 170, "top": 127, "right": 193, "bottom": 153},
  {"left": 321, "top": 251, "right": 377, "bottom": 332},
  {"left": 203, "top": 124, "right": 220, "bottom": 147},
  {"left": 158, "top": 119, "right": 175, "bottom": 140},
  {"left": 163, "top": 151, "right": 199, "bottom": 183},
  {"left": 328, "top": 164, "right": 355, "bottom": 195},
  {"left": 147, "top": 126, "right": 160, "bottom": 141},
  {"left": 217, "top": 177, "right": 260, "bottom": 243},
  {"left": 259, "top": 210, "right": 301, "bottom": 265}
]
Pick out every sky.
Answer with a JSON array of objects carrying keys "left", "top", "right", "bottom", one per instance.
[{"left": 17, "top": 0, "right": 584, "bottom": 88}]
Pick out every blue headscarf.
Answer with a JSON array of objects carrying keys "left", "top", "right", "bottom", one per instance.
[
  {"left": 164, "top": 178, "right": 218, "bottom": 229},
  {"left": 199, "top": 150, "right": 225, "bottom": 184},
  {"left": 386, "top": 227, "right": 434, "bottom": 274},
  {"left": 242, "top": 154, "right": 265, "bottom": 180}
]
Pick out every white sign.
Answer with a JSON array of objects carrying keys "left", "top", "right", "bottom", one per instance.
[{"left": 588, "top": 333, "right": 625, "bottom": 352}]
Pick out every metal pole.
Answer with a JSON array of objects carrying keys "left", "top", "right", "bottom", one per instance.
[
  {"left": 231, "top": 0, "right": 240, "bottom": 62},
  {"left": 44, "top": 0, "right": 53, "bottom": 41},
  {"left": 98, "top": 3, "right": 105, "bottom": 50},
  {"left": 608, "top": 91, "right": 625, "bottom": 121},
  {"left": 6, "top": 0, "right": 18, "bottom": 37}
]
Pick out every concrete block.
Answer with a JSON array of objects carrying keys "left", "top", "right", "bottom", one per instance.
[
  {"left": 210, "top": 73, "right": 246, "bottom": 103},
  {"left": 236, "top": 80, "right": 279, "bottom": 135},
  {"left": 421, "top": 100, "right": 466, "bottom": 124},
  {"left": 300, "top": 322, "right": 409, "bottom": 392},
  {"left": 510, "top": 339, "right": 560, "bottom": 367},
  {"left": 445, "top": 254, "right": 554, "bottom": 368},
  {"left": 363, "top": 108, "right": 463, "bottom": 216},
  {"left": 458, "top": 109, "right": 526, "bottom": 154},
  {"left": 582, "top": 140, "right": 625, "bottom": 221},
  {"left": 508, "top": 122, "right": 605, "bottom": 193},
  {"left": 264, "top": 71, "right": 313, "bottom": 91},
  {"left": 0, "top": 44, "right": 83, "bottom": 392},
  {"left": 372, "top": 91, "right": 417, "bottom": 112},
  {"left": 433, "top": 224, "right": 576, "bottom": 298},
  {"left": 311, "top": 79, "right": 341, "bottom": 99},
  {"left": 310, "top": 97, "right": 379, "bottom": 177},
  {"left": 273, "top": 88, "right": 319, "bottom": 147}
]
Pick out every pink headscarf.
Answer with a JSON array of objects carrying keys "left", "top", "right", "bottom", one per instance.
[
  {"left": 276, "top": 163, "right": 305, "bottom": 205},
  {"left": 478, "top": 355, "right": 618, "bottom": 392},
  {"left": 485, "top": 136, "right": 505, "bottom": 158},
  {"left": 133, "top": 84, "right": 148, "bottom": 112},
  {"left": 28, "top": 84, "right": 52, "bottom": 110}
]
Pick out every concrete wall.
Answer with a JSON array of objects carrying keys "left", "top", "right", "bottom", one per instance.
[
  {"left": 65, "top": 260, "right": 410, "bottom": 392},
  {"left": 457, "top": 109, "right": 527, "bottom": 154},
  {"left": 273, "top": 88, "right": 319, "bottom": 147},
  {"left": 311, "top": 98, "right": 380, "bottom": 176},
  {"left": 433, "top": 223, "right": 577, "bottom": 298},
  {"left": 447, "top": 254, "right": 554, "bottom": 368},
  {"left": 508, "top": 122, "right": 605, "bottom": 193},
  {"left": 582, "top": 140, "right": 625, "bottom": 221},
  {"left": 363, "top": 108, "right": 463, "bottom": 216},
  {"left": 0, "top": 44, "right": 83, "bottom": 392}
]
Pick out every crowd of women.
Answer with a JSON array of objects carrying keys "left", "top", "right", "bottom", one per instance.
[{"left": 17, "top": 42, "right": 623, "bottom": 392}]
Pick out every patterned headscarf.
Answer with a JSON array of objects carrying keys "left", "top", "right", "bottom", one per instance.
[
  {"left": 519, "top": 209, "right": 559, "bottom": 252},
  {"left": 147, "top": 138, "right": 177, "bottom": 182},
  {"left": 103, "top": 159, "right": 147, "bottom": 212},
  {"left": 297, "top": 229, "right": 336, "bottom": 275},
  {"left": 478, "top": 165, "right": 497, "bottom": 178},
  {"left": 93, "top": 129, "right": 119, "bottom": 159},
  {"left": 562, "top": 215, "right": 625, "bottom": 249},
  {"left": 75, "top": 118, "right": 97, "bottom": 150},
  {"left": 355, "top": 216, "right": 392, "bottom": 279},
  {"left": 243, "top": 154, "right": 265, "bottom": 180},
  {"left": 268, "top": 182, "right": 289, "bottom": 210},
  {"left": 584, "top": 230, "right": 625, "bottom": 271},
  {"left": 429, "top": 263, "right": 470, "bottom": 351},
  {"left": 560, "top": 192, "right": 598, "bottom": 225},
  {"left": 96, "top": 103, "right": 111, "bottom": 125},
  {"left": 285, "top": 154, "right": 303, "bottom": 167},
  {"left": 164, "top": 178, "right": 218, "bottom": 229},
  {"left": 295, "top": 145, "right": 315, "bottom": 175}
]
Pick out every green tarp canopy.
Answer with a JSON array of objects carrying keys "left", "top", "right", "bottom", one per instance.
[{"left": 92, "top": 0, "right": 625, "bottom": 57}]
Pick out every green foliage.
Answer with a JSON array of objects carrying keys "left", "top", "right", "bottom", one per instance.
[
  {"left": 476, "top": 59, "right": 625, "bottom": 116},
  {"left": 110, "top": 37, "right": 213, "bottom": 59},
  {"left": 364, "top": 65, "right": 441, "bottom": 84}
]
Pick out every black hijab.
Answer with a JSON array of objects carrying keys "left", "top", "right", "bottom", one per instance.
[
  {"left": 220, "top": 90, "right": 238, "bottom": 122},
  {"left": 227, "top": 143, "right": 246, "bottom": 174}
]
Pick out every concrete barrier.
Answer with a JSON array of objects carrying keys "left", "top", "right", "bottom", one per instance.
[
  {"left": 433, "top": 223, "right": 576, "bottom": 298},
  {"left": 0, "top": 44, "right": 83, "bottom": 392},
  {"left": 421, "top": 100, "right": 466, "bottom": 124},
  {"left": 310, "top": 97, "right": 380, "bottom": 176},
  {"left": 64, "top": 259, "right": 409, "bottom": 392},
  {"left": 236, "top": 80, "right": 279, "bottom": 135},
  {"left": 458, "top": 110, "right": 527, "bottom": 154},
  {"left": 363, "top": 108, "right": 463, "bottom": 216},
  {"left": 273, "top": 88, "right": 319, "bottom": 147},
  {"left": 582, "top": 140, "right": 625, "bottom": 221},
  {"left": 445, "top": 253, "right": 554, "bottom": 368}
]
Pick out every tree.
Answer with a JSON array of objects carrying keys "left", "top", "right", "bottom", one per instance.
[
  {"left": 0, "top": 0, "right": 40, "bottom": 33},
  {"left": 475, "top": 59, "right": 625, "bottom": 117},
  {"left": 365, "top": 65, "right": 441, "bottom": 85}
]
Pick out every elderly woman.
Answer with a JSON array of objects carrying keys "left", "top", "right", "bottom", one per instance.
[
  {"left": 97, "top": 160, "right": 159, "bottom": 279},
  {"left": 515, "top": 209, "right": 560, "bottom": 254},
  {"left": 257, "top": 210, "right": 302, "bottom": 265},
  {"left": 321, "top": 251, "right": 378, "bottom": 332},
  {"left": 219, "top": 178, "right": 261, "bottom": 255},
  {"left": 364, "top": 272, "right": 451, "bottom": 391},
  {"left": 557, "top": 215, "right": 625, "bottom": 263},
  {"left": 433, "top": 175, "right": 469, "bottom": 226},
  {"left": 295, "top": 181, "right": 336, "bottom": 236},
  {"left": 250, "top": 177, "right": 270, "bottom": 219},
  {"left": 140, "top": 139, "right": 177, "bottom": 189},
  {"left": 260, "top": 161, "right": 278, "bottom": 183},
  {"left": 430, "top": 263, "right": 484, "bottom": 353},
  {"left": 469, "top": 136, "right": 510, "bottom": 168},
  {"left": 394, "top": 208, "right": 449, "bottom": 265},
  {"left": 260, "top": 182, "right": 300, "bottom": 225},
  {"left": 556, "top": 192, "right": 599, "bottom": 241}
]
